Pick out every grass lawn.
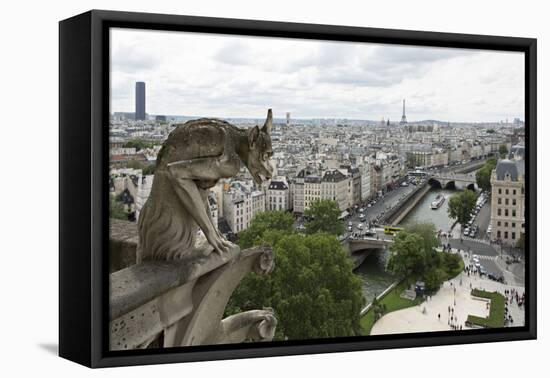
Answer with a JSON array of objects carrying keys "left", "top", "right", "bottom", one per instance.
[
  {"left": 466, "top": 289, "right": 505, "bottom": 328},
  {"left": 360, "top": 280, "right": 423, "bottom": 335}
]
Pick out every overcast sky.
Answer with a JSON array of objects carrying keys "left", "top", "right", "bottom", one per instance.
[{"left": 110, "top": 28, "right": 524, "bottom": 122}]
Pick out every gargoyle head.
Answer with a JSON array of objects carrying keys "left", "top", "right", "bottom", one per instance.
[{"left": 246, "top": 109, "right": 274, "bottom": 186}]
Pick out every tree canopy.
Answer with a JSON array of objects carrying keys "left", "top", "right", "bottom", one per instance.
[
  {"left": 499, "top": 144, "right": 509, "bottom": 158},
  {"left": 228, "top": 212, "right": 364, "bottom": 340},
  {"left": 386, "top": 231, "right": 426, "bottom": 278},
  {"left": 304, "top": 199, "right": 344, "bottom": 236},
  {"left": 238, "top": 211, "right": 294, "bottom": 249},
  {"left": 475, "top": 158, "right": 497, "bottom": 192},
  {"left": 110, "top": 197, "right": 127, "bottom": 220},
  {"left": 123, "top": 139, "right": 157, "bottom": 151},
  {"left": 126, "top": 160, "right": 155, "bottom": 175},
  {"left": 448, "top": 190, "right": 477, "bottom": 229},
  {"left": 386, "top": 222, "right": 463, "bottom": 292}
]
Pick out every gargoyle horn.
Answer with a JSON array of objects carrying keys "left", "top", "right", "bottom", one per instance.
[{"left": 262, "top": 109, "right": 272, "bottom": 134}]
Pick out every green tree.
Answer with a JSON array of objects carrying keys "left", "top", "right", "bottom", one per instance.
[
  {"left": 486, "top": 129, "right": 496, "bottom": 134},
  {"left": 475, "top": 158, "right": 497, "bottom": 191},
  {"left": 385, "top": 222, "right": 463, "bottom": 292},
  {"left": 304, "top": 199, "right": 344, "bottom": 236},
  {"left": 405, "top": 222, "right": 440, "bottom": 269},
  {"left": 125, "top": 160, "right": 155, "bottom": 175},
  {"left": 227, "top": 226, "right": 365, "bottom": 340},
  {"left": 423, "top": 268, "right": 447, "bottom": 292},
  {"left": 404, "top": 223, "right": 439, "bottom": 254},
  {"left": 499, "top": 144, "right": 508, "bottom": 158},
  {"left": 238, "top": 211, "right": 294, "bottom": 249},
  {"left": 123, "top": 139, "right": 151, "bottom": 151},
  {"left": 110, "top": 197, "right": 127, "bottom": 220},
  {"left": 142, "top": 163, "right": 156, "bottom": 175},
  {"left": 448, "top": 190, "right": 477, "bottom": 230},
  {"left": 371, "top": 297, "right": 387, "bottom": 321},
  {"left": 126, "top": 160, "right": 144, "bottom": 170},
  {"left": 386, "top": 231, "right": 426, "bottom": 278}
]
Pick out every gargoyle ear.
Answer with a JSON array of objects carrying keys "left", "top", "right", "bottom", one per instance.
[
  {"left": 262, "top": 109, "right": 272, "bottom": 134},
  {"left": 249, "top": 125, "right": 260, "bottom": 149}
]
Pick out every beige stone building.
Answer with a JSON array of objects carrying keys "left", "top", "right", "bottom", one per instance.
[
  {"left": 490, "top": 151, "right": 525, "bottom": 246},
  {"left": 303, "top": 176, "right": 321, "bottom": 211},
  {"left": 321, "top": 169, "right": 350, "bottom": 211}
]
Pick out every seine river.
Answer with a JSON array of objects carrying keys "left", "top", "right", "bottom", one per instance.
[
  {"left": 399, "top": 188, "right": 456, "bottom": 232},
  {"left": 353, "top": 249, "right": 395, "bottom": 304},
  {"left": 354, "top": 188, "right": 456, "bottom": 305}
]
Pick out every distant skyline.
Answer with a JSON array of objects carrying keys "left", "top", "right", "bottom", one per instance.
[{"left": 110, "top": 28, "right": 525, "bottom": 123}]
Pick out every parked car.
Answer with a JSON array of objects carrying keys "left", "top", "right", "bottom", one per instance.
[
  {"left": 364, "top": 228, "right": 377, "bottom": 236},
  {"left": 356, "top": 223, "right": 364, "bottom": 230}
]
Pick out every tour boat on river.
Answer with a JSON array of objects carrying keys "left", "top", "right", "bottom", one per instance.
[{"left": 430, "top": 194, "right": 445, "bottom": 209}]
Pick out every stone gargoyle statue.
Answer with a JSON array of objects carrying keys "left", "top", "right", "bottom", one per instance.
[
  {"left": 137, "top": 109, "right": 274, "bottom": 260},
  {"left": 111, "top": 110, "right": 277, "bottom": 349}
]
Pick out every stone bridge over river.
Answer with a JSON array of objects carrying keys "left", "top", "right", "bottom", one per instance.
[
  {"left": 429, "top": 172, "right": 477, "bottom": 190},
  {"left": 341, "top": 234, "right": 393, "bottom": 268}
]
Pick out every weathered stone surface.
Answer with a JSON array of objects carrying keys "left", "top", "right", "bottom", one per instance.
[
  {"left": 109, "top": 218, "right": 139, "bottom": 272},
  {"left": 109, "top": 110, "right": 278, "bottom": 349},
  {"left": 110, "top": 241, "right": 241, "bottom": 321},
  {"left": 109, "top": 243, "right": 274, "bottom": 350},
  {"left": 137, "top": 109, "right": 274, "bottom": 259}
]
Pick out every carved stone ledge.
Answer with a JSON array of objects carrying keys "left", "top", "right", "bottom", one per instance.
[
  {"left": 109, "top": 223, "right": 276, "bottom": 350},
  {"left": 216, "top": 309, "right": 278, "bottom": 344}
]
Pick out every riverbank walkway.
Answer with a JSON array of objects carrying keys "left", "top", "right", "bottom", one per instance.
[{"left": 370, "top": 254, "right": 525, "bottom": 335}]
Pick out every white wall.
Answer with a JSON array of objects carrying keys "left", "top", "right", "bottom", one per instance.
[{"left": 2, "top": 0, "right": 547, "bottom": 377}]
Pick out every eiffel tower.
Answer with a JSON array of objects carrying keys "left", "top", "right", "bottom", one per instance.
[{"left": 400, "top": 99, "right": 408, "bottom": 125}]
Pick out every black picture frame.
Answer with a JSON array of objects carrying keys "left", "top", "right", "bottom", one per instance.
[{"left": 59, "top": 9, "right": 537, "bottom": 368}]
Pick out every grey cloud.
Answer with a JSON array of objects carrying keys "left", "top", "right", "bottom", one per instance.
[
  {"left": 111, "top": 44, "right": 161, "bottom": 72},
  {"left": 370, "top": 45, "right": 471, "bottom": 63},
  {"left": 212, "top": 41, "right": 253, "bottom": 66}
]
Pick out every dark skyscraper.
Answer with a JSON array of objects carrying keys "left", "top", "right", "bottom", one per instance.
[{"left": 135, "top": 82, "right": 146, "bottom": 121}]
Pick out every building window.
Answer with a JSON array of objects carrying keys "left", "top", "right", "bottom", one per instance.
[
  {"left": 505, "top": 198, "right": 509, "bottom": 205},
  {"left": 513, "top": 199, "right": 516, "bottom": 206},
  {"left": 512, "top": 210, "right": 516, "bottom": 217},
  {"left": 498, "top": 188, "right": 502, "bottom": 195},
  {"left": 497, "top": 221, "right": 501, "bottom": 226},
  {"left": 513, "top": 189, "right": 517, "bottom": 195},
  {"left": 512, "top": 232, "right": 516, "bottom": 240},
  {"left": 504, "top": 222, "right": 508, "bottom": 227},
  {"left": 497, "top": 230, "right": 501, "bottom": 239},
  {"left": 498, "top": 198, "right": 502, "bottom": 205},
  {"left": 504, "top": 231, "right": 508, "bottom": 239},
  {"left": 505, "top": 209, "right": 509, "bottom": 217},
  {"left": 505, "top": 189, "right": 509, "bottom": 195},
  {"left": 512, "top": 222, "right": 516, "bottom": 228},
  {"left": 498, "top": 208, "right": 501, "bottom": 216}
]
